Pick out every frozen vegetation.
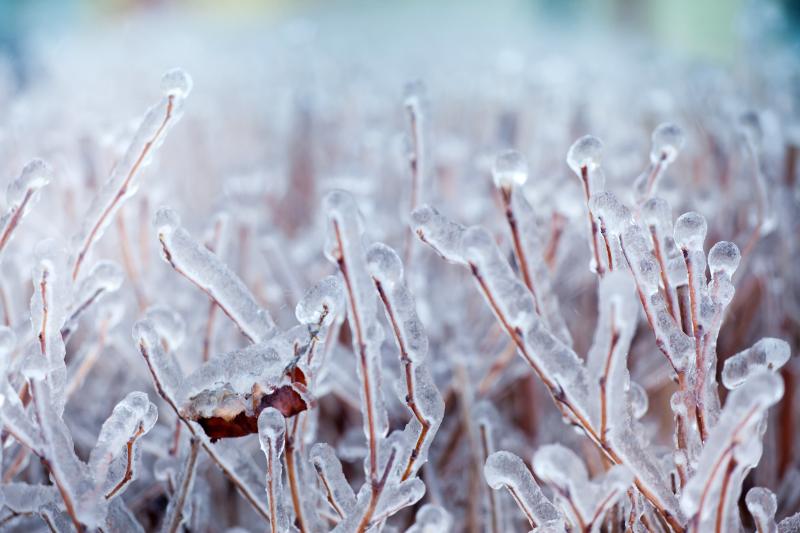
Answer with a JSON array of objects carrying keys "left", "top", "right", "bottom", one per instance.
[{"left": 0, "top": 4, "right": 797, "bottom": 532}]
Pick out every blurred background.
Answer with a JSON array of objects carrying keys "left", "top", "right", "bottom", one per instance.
[{"left": 1, "top": 0, "right": 799, "bottom": 93}]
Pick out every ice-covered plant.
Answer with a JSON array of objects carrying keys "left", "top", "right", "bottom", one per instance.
[{"left": 0, "top": 5, "right": 797, "bottom": 532}]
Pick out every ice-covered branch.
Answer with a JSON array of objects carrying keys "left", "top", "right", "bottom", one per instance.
[
  {"left": 0, "top": 160, "right": 52, "bottom": 258},
  {"left": 633, "top": 123, "right": 685, "bottom": 205},
  {"left": 484, "top": 450, "right": 563, "bottom": 530},
  {"left": 161, "top": 437, "right": 201, "bottom": 533},
  {"left": 155, "top": 206, "right": 276, "bottom": 343},
  {"left": 71, "top": 69, "right": 192, "bottom": 281},
  {"left": 366, "top": 242, "right": 444, "bottom": 481}
]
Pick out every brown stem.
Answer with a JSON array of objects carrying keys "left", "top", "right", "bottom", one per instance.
[
  {"left": 599, "top": 311, "right": 619, "bottom": 443},
  {"left": 478, "top": 423, "right": 501, "bottom": 533},
  {"left": 580, "top": 165, "right": 605, "bottom": 277},
  {"left": 164, "top": 437, "right": 201, "bottom": 533},
  {"left": 116, "top": 211, "right": 147, "bottom": 310},
  {"left": 0, "top": 188, "right": 34, "bottom": 254},
  {"left": 543, "top": 212, "right": 566, "bottom": 271},
  {"left": 355, "top": 447, "right": 398, "bottom": 533},
  {"left": 332, "top": 221, "right": 378, "bottom": 483},
  {"left": 105, "top": 423, "right": 146, "bottom": 499},
  {"left": 372, "top": 278, "right": 432, "bottom": 481},
  {"left": 500, "top": 187, "right": 541, "bottom": 313},
  {"left": 649, "top": 225, "right": 679, "bottom": 323},
  {"left": 284, "top": 419, "right": 308, "bottom": 533}
]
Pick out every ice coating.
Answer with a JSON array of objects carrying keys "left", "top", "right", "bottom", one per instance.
[
  {"left": 462, "top": 225, "right": 537, "bottom": 330},
  {"left": 406, "top": 504, "right": 453, "bottom": 533},
  {"left": 74, "top": 260, "right": 125, "bottom": 304},
  {"left": 258, "top": 408, "right": 289, "bottom": 533},
  {"left": 508, "top": 183, "right": 572, "bottom": 345},
  {"left": 650, "top": 123, "right": 685, "bottom": 164},
  {"left": 0, "top": 159, "right": 53, "bottom": 255},
  {"left": 89, "top": 391, "right": 157, "bottom": 487},
  {"left": 641, "top": 197, "right": 672, "bottom": 232},
  {"left": 368, "top": 241, "right": 444, "bottom": 479},
  {"left": 296, "top": 275, "right": 345, "bottom": 326},
  {"left": 722, "top": 338, "right": 790, "bottom": 390},
  {"left": 566, "top": 135, "right": 603, "bottom": 175},
  {"left": 708, "top": 241, "right": 741, "bottom": 277},
  {"left": 155, "top": 206, "right": 276, "bottom": 343},
  {"left": 410, "top": 205, "right": 467, "bottom": 264},
  {"left": 746, "top": 487, "right": 778, "bottom": 533},
  {"left": 674, "top": 212, "right": 707, "bottom": 251},
  {"left": 589, "top": 191, "right": 632, "bottom": 234},
  {"left": 483, "top": 451, "right": 562, "bottom": 528},
  {"left": 310, "top": 443, "right": 356, "bottom": 517},
  {"left": 71, "top": 69, "right": 191, "bottom": 281},
  {"left": 533, "top": 444, "right": 633, "bottom": 527},
  {"left": 324, "top": 190, "right": 389, "bottom": 478},
  {"left": 160, "top": 67, "right": 193, "bottom": 98},
  {"left": 144, "top": 304, "right": 187, "bottom": 351},
  {"left": 367, "top": 242, "right": 405, "bottom": 285},
  {"left": 161, "top": 438, "right": 201, "bottom": 533},
  {"left": 492, "top": 150, "right": 529, "bottom": 189},
  {"left": 132, "top": 318, "right": 183, "bottom": 401},
  {"left": 681, "top": 371, "right": 783, "bottom": 523}
]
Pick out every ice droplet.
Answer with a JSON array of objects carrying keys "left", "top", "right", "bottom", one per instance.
[
  {"left": 366, "top": 242, "right": 404, "bottom": 285},
  {"left": 650, "top": 123, "right": 685, "bottom": 164},
  {"left": 154, "top": 206, "right": 181, "bottom": 235},
  {"left": 708, "top": 241, "right": 740, "bottom": 277},
  {"left": 492, "top": 150, "right": 529, "bottom": 189},
  {"left": 673, "top": 212, "right": 707, "bottom": 250},
  {"left": 160, "top": 68, "right": 193, "bottom": 98},
  {"left": 567, "top": 135, "right": 603, "bottom": 175},
  {"left": 641, "top": 197, "right": 672, "bottom": 231}
]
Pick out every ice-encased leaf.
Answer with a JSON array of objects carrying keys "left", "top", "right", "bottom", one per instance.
[
  {"left": 155, "top": 206, "right": 276, "bottom": 343},
  {"left": 722, "top": 338, "right": 790, "bottom": 390},
  {"left": 484, "top": 451, "right": 562, "bottom": 528}
]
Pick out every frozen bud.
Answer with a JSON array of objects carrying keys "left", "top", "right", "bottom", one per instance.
[
  {"left": 144, "top": 305, "right": 186, "bottom": 350},
  {"left": 366, "top": 242, "right": 404, "bottom": 285},
  {"left": 160, "top": 68, "right": 193, "bottom": 98},
  {"left": 739, "top": 111, "right": 763, "bottom": 149},
  {"left": 404, "top": 80, "right": 426, "bottom": 111},
  {"left": 673, "top": 212, "right": 707, "bottom": 250},
  {"left": 746, "top": 487, "right": 777, "bottom": 533},
  {"left": 642, "top": 197, "right": 672, "bottom": 231},
  {"left": 589, "top": 191, "right": 631, "bottom": 234},
  {"left": 258, "top": 408, "right": 285, "bottom": 454},
  {"left": 708, "top": 241, "right": 740, "bottom": 277},
  {"left": 722, "top": 338, "right": 791, "bottom": 390},
  {"left": 567, "top": 135, "right": 603, "bottom": 175},
  {"left": 7, "top": 159, "right": 53, "bottom": 205},
  {"left": 407, "top": 504, "right": 452, "bottom": 533},
  {"left": 154, "top": 206, "right": 180, "bottom": 236},
  {"left": 492, "top": 150, "right": 529, "bottom": 189},
  {"left": 650, "top": 123, "right": 685, "bottom": 164},
  {"left": 484, "top": 451, "right": 562, "bottom": 526},
  {"left": 295, "top": 275, "right": 344, "bottom": 325}
]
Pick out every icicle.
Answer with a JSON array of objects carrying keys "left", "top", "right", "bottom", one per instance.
[
  {"left": 484, "top": 450, "right": 563, "bottom": 529},
  {"left": 71, "top": 69, "right": 192, "bottom": 280},
  {"left": 0, "top": 159, "right": 53, "bottom": 256},
  {"left": 258, "top": 408, "right": 289, "bottom": 533},
  {"left": 746, "top": 487, "right": 778, "bottom": 533},
  {"left": 154, "top": 206, "right": 275, "bottom": 343},
  {"left": 722, "top": 338, "right": 790, "bottom": 390}
]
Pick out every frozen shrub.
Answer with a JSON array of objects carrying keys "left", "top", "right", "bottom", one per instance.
[{"left": 0, "top": 5, "right": 796, "bottom": 532}]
